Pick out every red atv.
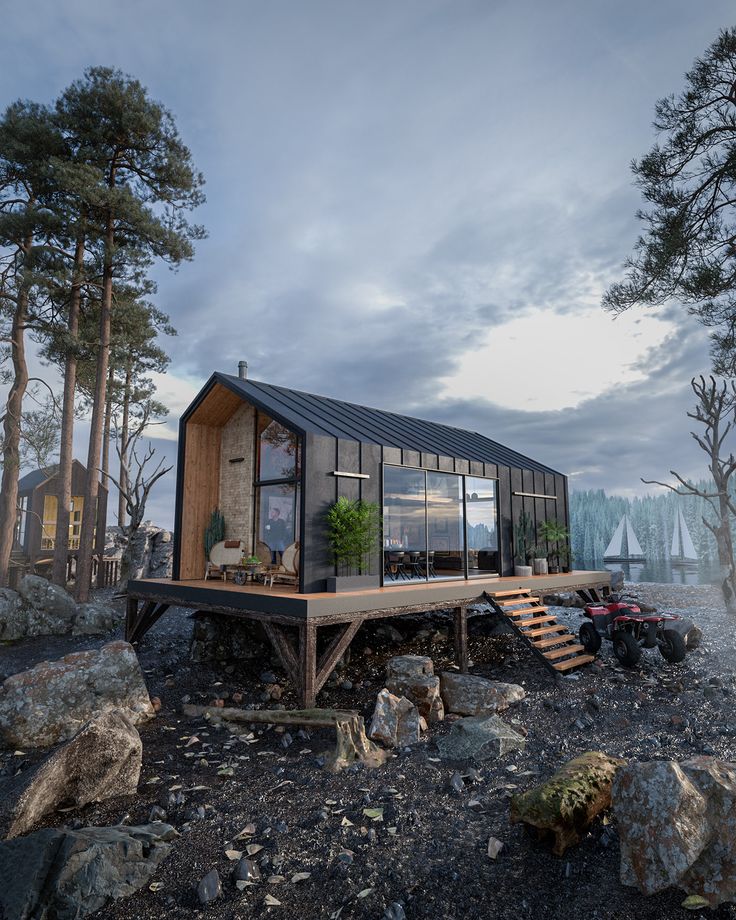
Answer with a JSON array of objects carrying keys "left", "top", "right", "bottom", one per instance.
[{"left": 578, "top": 596, "right": 699, "bottom": 667}]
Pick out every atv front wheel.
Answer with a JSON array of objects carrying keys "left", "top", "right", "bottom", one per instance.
[
  {"left": 613, "top": 630, "right": 641, "bottom": 667},
  {"left": 659, "top": 629, "right": 687, "bottom": 663},
  {"left": 579, "top": 622, "right": 602, "bottom": 654}
]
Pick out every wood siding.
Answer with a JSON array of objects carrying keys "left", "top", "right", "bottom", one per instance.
[{"left": 179, "top": 422, "right": 222, "bottom": 579}]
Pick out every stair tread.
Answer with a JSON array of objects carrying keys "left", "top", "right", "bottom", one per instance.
[
  {"left": 543, "top": 644, "right": 586, "bottom": 660},
  {"left": 489, "top": 588, "right": 533, "bottom": 598},
  {"left": 525, "top": 624, "right": 570, "bottom": 638},
  {"left": 553, "top": 654, "right": 596, "bottom": 672},
  {"left": 506, "top": 605, "right": 549, "bottom": 616},
  {"left": 534, "top": 635, "right": 579, "bottom": 649},
  {"left": 496, "top": 597, "right": 542, "bottom": 607},
  {"left": 517, "top": 615, "right": 558, "bottom": 627}
]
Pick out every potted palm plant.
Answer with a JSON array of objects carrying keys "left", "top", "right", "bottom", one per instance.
[
  {"left": 538, "top": 519, "right": 571, "bottom": 574},
  {"left": 513, "top": 510, "right": 535, "bottom": 577},
  {"left": 325, "top": 497, "right": 381, "bottom": 592}
]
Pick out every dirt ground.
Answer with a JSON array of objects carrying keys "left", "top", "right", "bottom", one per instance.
[{"left": 3, "top": 582, "right": 736, "bottom": 920}]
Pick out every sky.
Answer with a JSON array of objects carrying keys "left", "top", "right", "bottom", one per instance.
[{"left": 1, "top": 0, "right": 734, "bottom": 528}]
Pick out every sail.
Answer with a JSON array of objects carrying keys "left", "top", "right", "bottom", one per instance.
[
  {"left": 604, "top": 516, "right": 626, "bottom": 558},
  {"left": 671, "top": 512, "right": 681, "bottom": 558},
  {"left": 625, "top": 516, "right": 644, "bottom": 557},
  {"left": 678, "top": 508, "right": 697, "bottom": 560}
]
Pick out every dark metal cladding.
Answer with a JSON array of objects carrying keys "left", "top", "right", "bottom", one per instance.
[{"left": 213, "top": 373, "right": 562, "bottom": 476}]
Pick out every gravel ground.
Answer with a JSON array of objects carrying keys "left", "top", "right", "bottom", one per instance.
[{"left": 3, "top": 582, "right": 736, "bottom": 920}]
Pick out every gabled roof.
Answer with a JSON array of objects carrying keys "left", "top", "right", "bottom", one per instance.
[
  {"left": 18, "top": 465, "right": 59, "bottom": 492},
  {"left": 206, "top": 373, "right": 561, "bottom": 477}
]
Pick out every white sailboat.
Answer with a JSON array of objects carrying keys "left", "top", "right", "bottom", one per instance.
[
  {"left": 670, "top": 507, "right": 698, "bottom": 566},
  {"left": 603, "top": 514, "right": 646, "bottom": 563}
]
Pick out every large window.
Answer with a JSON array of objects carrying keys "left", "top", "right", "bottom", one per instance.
[
  {"left": 382, "top": 465, "right": 499, "bottom": 583},
  {"left": 254, "top": 412, "right": 301, "bottom": 565}
]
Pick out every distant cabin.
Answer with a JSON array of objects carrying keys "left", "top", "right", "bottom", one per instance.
[
  {"left": 13, "top": 460, "right": 108, "bottom": 572},
  {"left": 173, "top": 371, "right": 570, "bottom": 592}
]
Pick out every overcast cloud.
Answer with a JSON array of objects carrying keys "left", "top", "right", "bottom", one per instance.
[{"left": 1, "top": 0, "right": 732, "bottom": 527}]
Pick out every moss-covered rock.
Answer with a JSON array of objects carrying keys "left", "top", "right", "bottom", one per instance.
[{"left": 510, "top": 750, "right": 626, "bottom": 855}]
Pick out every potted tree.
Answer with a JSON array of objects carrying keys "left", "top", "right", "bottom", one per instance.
[
  {"left": 325, "top": 497, "right": 381, "bottom": 592},
  {"left": 538, "top": 520, "right": 571, "bottom": 574},
  {"left": 513, "top": 510, "right": 535, "bottom": 577}
]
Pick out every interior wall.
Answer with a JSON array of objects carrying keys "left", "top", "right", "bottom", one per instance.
[{"left": 218, "top": 403, "right": 256, "bottom": 549}]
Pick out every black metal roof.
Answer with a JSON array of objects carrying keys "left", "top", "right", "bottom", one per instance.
[
  {"left": 209, "top": 373, "right": 562, "bottom": 477},
  {"left": 18, "top": 465, "right": 59, "bottom": 492}
]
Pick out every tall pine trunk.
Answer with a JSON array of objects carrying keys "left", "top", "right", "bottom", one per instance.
[
  {"left": 75, "top": 181, "right": 116, "bottom": 602},
  {"left": 51, "top": 230, "right": 85, "bottom": 586},
  {"left": 101, "top": 363, "right": 114, "bottom": 484},
  {"left": 117, "top": 362, "right": 131, "bottom": 526},
  {"left": 0, "top": 241, "right": 32, "bottom": 586}
]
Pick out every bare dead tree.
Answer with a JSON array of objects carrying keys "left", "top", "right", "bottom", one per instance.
[
  {"left": 100, "top": 404, "right": 171, "bottom": 588},
  {"left": 643, "top": 375, "right": 736, "bottom": 614}
]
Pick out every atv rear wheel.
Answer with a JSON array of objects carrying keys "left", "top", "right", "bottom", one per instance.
[
  {"left": 612, "top": 630, "right": 641, "bottom": 667},
  {"left": 579, "top": 622, "right": 602, "bottom": 654},
  {"left": 659, "top": 629, "right": 687, "bottom": 663}
]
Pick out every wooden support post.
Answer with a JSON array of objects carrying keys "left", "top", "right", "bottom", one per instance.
[
  {"left": 299, "top": 621, "right": 318, "bottom": 709},
  {"left": 130, "top": 603, "right": 170, "bottom": 644},
  {"left": 262, "top": 622, "right": 300, "bottom": 685},
  {"left": 125, "top": 596, "right": 139, "bottom": 642},
  {"left": 454, "top": 605, "right": 468, "bottom": 673},
  {"left": 315, "top": 618, "right": 364, "bottom": 697}
]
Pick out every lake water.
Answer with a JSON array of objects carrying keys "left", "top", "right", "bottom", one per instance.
[{"left": 581, "top": 560, "right": 724, "bottom": 586}]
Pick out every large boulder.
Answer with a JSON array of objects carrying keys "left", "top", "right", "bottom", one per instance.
[
  {"left": 385, "top": 655, "right": 444, "bottom": 722},
  {"left": 439, "top": 672, "right": 525, "bottom": 716},
  {"left": 436, "top": 714, "right": 526, "bottom": 761},
  {"left": 0, "top": 577, "right": 117, "bottom": 640},
  {"left": 0, "top": 641, "right": 155, "bottom": 748},
  {"left": 71, "top": 600, "right": 116, "bottom": 636},
  {"left": 19, "top": 574, "right": 77, "bottom": 629},
  {"left": 0, "top": 588, "right": 28, "bottom": 640},
  {"left": 1, "top": 710, "right": 142, "bottom": 839},
  {"left": 0, "top": 822, "right": 176, "bottom": 920},
  {"left": 614, "top": 756, "right": 736, "bottom": 906},
  {"left": 510, "top": 751, "right": 626, "bottom": 855},
  {"left": 368, "top": 688, "right": 421, "bottom": 748}
]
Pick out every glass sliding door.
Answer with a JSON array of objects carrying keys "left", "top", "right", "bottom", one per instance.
[
  {"left": 382, "top": 465, "right": 499, "bottom": 584},
  {"left": 427, "top": 472, "right": 465, "bottom": 579},
  {"left": 383, "top": 466, "right": 427, "bottom": 581},
  {"left": 466, "top": 476, "right": 499, "bottom": 576}
]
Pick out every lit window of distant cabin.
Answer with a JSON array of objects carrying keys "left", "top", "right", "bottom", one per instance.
[{"left": 257, "top": 414, "right": 299, "bottom": 482}]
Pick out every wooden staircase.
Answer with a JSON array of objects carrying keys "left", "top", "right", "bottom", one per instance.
[{"left": 484, "top": 588, "right": 595, "bottom": 677}]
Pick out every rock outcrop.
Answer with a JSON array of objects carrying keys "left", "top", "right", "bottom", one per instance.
[
  {"left": 1, "top": 710, "right": 142, "bottom": 838},
  {"left": 107, "top": 522, "right": 173, "bottom": 580},
  {"left": 0, "top": 822, "right": 176, "bottom": 920},
  {"left": 613, "top": 756, "right": 736, "bottom": 906},
  {"left": 510, "top": 751, "right": 626, "bottom": 855},
  {"left": 0, "top": 641, "right": 155, "bottom": 748},
  {"left": 385, "top": 655, "right": 444, "bottom": 722},
  {"left": 436, "top": 714, "right": 526, "bottom": 761},
  {"left": 439, "top": 672, "right": 525, "bottom": 716},
  {"left": 368, "top": 688, "right": 421, "bottom": 748}
]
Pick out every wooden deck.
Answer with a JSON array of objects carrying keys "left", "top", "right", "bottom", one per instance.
[
  {"left": 127, "top": 569, "right": 610, "bottom": 622},
  {"left": 125, "top": 570, "right": 610, "bottom": 708}
]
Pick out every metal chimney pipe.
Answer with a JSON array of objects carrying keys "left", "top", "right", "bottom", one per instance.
[{"left": 238, "top": 360, "right": 248, "bottom": 380}]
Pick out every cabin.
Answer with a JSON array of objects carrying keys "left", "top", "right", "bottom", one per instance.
[
  {"left": 127, "top": 368, "right": 610, "bottom": 706},
  {"left": 13, "top": 460, "right": 108, "bottom": 576}
]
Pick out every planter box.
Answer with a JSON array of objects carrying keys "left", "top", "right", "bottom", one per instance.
[
  {"left": 514, "top": 565, "right": 533, "bottom": 578},
  {"left": 326, "top": 574, "right": 381, "bottom": 593}
]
